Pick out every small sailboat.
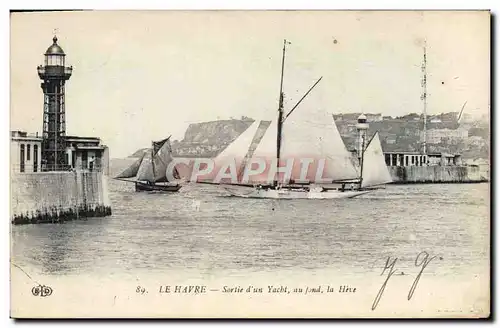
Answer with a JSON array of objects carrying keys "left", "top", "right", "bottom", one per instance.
[
  {"left": 199, "top": 39, "right": 392, "bottom": 199},
  {"left": 115, "top": 136, "right": 182, "bottom": 192}
]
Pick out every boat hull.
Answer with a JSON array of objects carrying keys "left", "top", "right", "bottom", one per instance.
[
  {"left": 223, "top": 186, "right": 370, "bottom": 199},
  {"left": 135, "top": 182, "right": 181, "bottom": 192}
]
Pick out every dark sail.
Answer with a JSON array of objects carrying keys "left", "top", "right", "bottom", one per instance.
[
  {"left": 153, "top": 136, "right": 171, "bottom": 156},
  {"left": 152, "top": 137, "right": 178, "bottom": 182},
  {"left": 136, "top": 149, "right": 155, "bottom": 182},
  {"left": 134, "top": 136, "right": 178, "bottom": 183},
  {"left": 115, "top": 152, "right": 147, "bottom": 179}
]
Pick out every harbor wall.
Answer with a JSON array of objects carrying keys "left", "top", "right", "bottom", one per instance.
[
  {"left": 10, "top": 171, "right": 112, "bottom": 225},
  {"left": 388, "top": 165, "right": 488, "bottom": 184}
]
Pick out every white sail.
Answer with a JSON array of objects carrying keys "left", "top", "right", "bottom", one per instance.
[
  {"left": 361, "top": 132, "right": 392, "bottom": 188},
  {"left": 246, "top": 120, "right": 278, "bottom": 184},
  {"left": 280, "top": 107, "right": 359, "bottom": 183},
  {"left": 250, "top": 119, "right": 278, "bottom": 161},
  {"left": 214, "top": 121, "right": 261, "bottom": 168},
  {"left": 115, "top": 152, "right": 146, "bottom": 179},
  {"left": 207, "top": 120, "right": 261, "bottom": 183},
  {"left": 136, "top": 149, "right": 155, "bottom": 183}
]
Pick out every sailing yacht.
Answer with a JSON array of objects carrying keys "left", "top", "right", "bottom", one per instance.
[
  {"left": 216, "top": 118, "right": 392, "bottom": 199},
  {"left": 115, "top": 136, "right": 182, "bottom": 192},
  {"left": 200, "top": 39, "right": 392, "bottom": 199}
]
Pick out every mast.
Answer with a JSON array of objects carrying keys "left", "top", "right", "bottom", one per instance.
[
  {"left": 276, "top": 39, "right": 288, "bottom": 187},
  {"left": 421, "top": 39, "right": 427, "bottom": 155},
  {"left": 151, "top": 141, "right": 156, "bottom": 184},
  {"left": 359, "top": 137, "right": 365, "bottom": 186}
]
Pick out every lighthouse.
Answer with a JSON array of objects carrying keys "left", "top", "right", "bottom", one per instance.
[
  {"left": 356, "top": 113, "right": 369, "bottom": 186},
  {"left": 37, "top": 35, "right": 73, "bottom": 171},
  {"left": 356, "top": 113, "right": 369, "bottom": 163}
]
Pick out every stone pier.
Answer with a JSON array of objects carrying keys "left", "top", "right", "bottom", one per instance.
[
  {"left": 388, "top": 165, "right": 489, "bottom": 184},
  {"left": 10, "top": 171, "right": 112, "bottom": 225}
]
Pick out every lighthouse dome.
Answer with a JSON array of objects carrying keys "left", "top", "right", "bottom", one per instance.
[
  {"left": 357, "top": 113, "right": 367, "bottom": 123},
  {"left": 45, "top": 36, "right": 65, "bottom": 56}
]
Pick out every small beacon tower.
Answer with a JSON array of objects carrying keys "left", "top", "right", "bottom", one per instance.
[
  {"left": 356, "top": 113, "right": 369, "bottom": 164},
  {"left": 37, "top": 36, "right": 73, "bottom": 171}
]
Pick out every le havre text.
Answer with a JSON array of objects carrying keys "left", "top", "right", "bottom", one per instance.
[{"left": 159, "top": 285, "right": 207, "bottom": 294}]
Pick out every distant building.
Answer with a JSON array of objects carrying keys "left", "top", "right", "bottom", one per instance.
[
  {"left": 422, "top": 128, "right": 468, "bottom": 143},
  {"left": 365, "top": 113, "right": 383, "bottom": 122},
  {"left": 465, "top": 158, "right": 489, "bottom": 179},
  {"left": 11, "top": 131, "right": 42, "bottom": 173},
  {"left": 385, "top": 136, "right": 397, "bottom": 144},
  {"left": 11, "top": 131, "right": 109, "bottom": 175},
  {"left": 333, "top": 113, "right": 382, "bottom": 122},
  {"left": 384, "top": 151, "right": 462, "bottom": 167},
  {"left": 66, "top": 136, "right": 109, "bottom": 175}
]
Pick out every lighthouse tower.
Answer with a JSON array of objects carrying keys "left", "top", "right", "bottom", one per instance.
[
  {"left": 37, "top": 36, "right": 73, "bottom": 171},
  {"left": 356, "top": 114, "right": 369, "bottom": 163},
  {"left": 356, "top": 113, "right": 369, "bottom": 185}
]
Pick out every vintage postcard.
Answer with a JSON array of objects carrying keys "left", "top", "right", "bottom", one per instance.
[{"left": 9, "top": 10, "right": 490, "bottom": 318}]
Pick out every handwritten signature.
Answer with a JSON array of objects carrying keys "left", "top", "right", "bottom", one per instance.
[{"left": 372, "top": 251, "right": 441, "bottom": 311}]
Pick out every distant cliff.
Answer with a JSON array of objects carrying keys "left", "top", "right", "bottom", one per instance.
[
  {"left": 130, "top": 117, "right": 255, "bottom": 158},
  {"left": 129, "top": 113, "right": 489, "bottom": 160}
]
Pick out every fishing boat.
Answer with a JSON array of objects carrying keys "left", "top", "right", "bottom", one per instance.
[
  {"left": 115, "top": 136, "right": 182, "bottom": 192},
  {"left": 199, "top": 39, "right": 392, "bottom": 199}
]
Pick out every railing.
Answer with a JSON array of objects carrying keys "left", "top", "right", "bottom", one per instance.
[{"left": 11, "top": 164, "right": 104, "bottom": 173}]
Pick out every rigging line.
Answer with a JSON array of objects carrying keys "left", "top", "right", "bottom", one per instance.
[
  {"left": 363, "top": 131, "right": 379, "bottom": 154},
  {"left": 283, "top": 76, "right": 323, "bottom": 121},
  {"left": 457, "top": 101, "right": 467, "bottom": 122}
]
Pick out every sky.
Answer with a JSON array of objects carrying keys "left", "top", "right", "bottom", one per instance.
[{"left": 10, "top": 10, "right": 490, "bottom": 158}]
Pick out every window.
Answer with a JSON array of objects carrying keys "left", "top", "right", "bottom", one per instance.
[
  {"left": 27, "top": 144, "right": 31, "bottom": 161},
  {"left": 33, "top": 145, "right": 38, "bottom": 172},
  {"left": 82, "top": 151, "right": 88, "bottom": 169},
  {"left": 411, "top": 156, "right": 415, "bottom": 165},
  {"left": 20, "top": 144, "right": 25, "bottom": 173},
  {"left": 405, "top": 156, "right": 409, "bottom": 166},
  {"left": 45, "top": 54, "right": 64, "bottom": 66}
]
